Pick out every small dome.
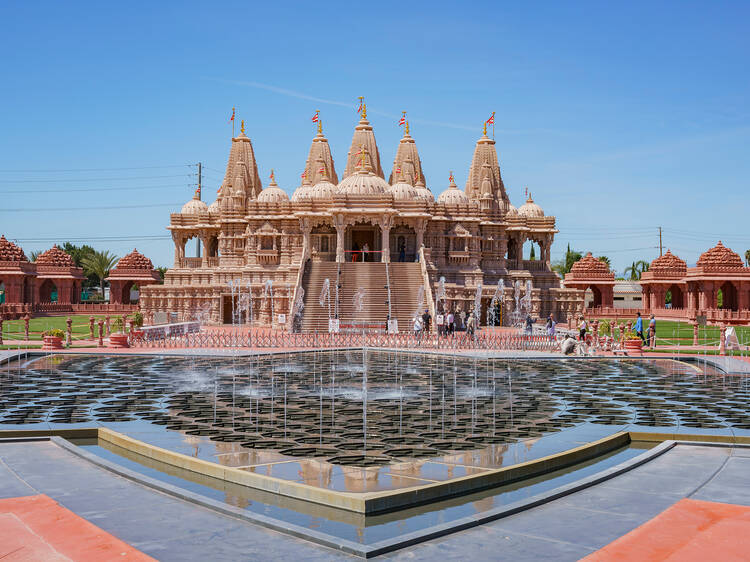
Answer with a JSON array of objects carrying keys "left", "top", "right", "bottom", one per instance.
[
  {"left": 390, "top": 180, "right": 418, "bottom": 201},
  {"left": 308, "top": 180, "right": 337, "bottom": 200},
  {"left": 697, "top": 241, "right": 744, "bottom": 270},
  {"left": 413, "top": 179, "right": 434, "bottom": 203},
  {"left": 437, "top": 178, "right": 469, "bottom": 205},
  {"left": 36, "top": 245, "right": 75, "bottom": 267},
  {"left": 291, "top": 184, "right": 311, "bottom": 202},
  {"left": 518, "top": 195, "right": 544, "bottom": 218},
  {"left": 649, "top": 250, "right": 687, "bottom": 275},
  {"left": 257, "top": 174, "right": 290, "bottom": 204},
  {"left": 0, "top": 235, "right": 28, "bottom": 262},
  {"left": 568, "top": 252, "right": 613, "bottom": 278},
  {"left": 181, "top": 194, "right": 208, "bottom": 214},
  {"left": 207, "top": 199, "right": 219, "bottom": 213},
  {"left": 116, "top": 249, "right": 154, "bottom": 270},
  {"left": 337, "top": 170, "right": 390, "bottom": 196},
  {"left": 505, "top": 203, "right": 519, "bottom": 217}
]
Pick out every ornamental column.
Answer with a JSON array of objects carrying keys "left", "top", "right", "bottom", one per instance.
[
  {"left": 300, "top": 218, "right": 312, "bottom": 258},
  {"left": 334, "top": 215, "right": 345, "bottom": 263},
  {"left": 380, "top": 216, "right": 393, "bottom": 263},
  {"left": 415, "top": 219, "right": 426, "bottom": 257}
]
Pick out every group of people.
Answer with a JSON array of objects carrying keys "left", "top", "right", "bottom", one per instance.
[
  {"left": 412, "top": 308, "right": 476, "bottom": 338},
  {"left": 577, "top": 312, "right": 657, "bottom": 348},
  {"left": 350, "top": 242, "right": 370, "bottom": 262}
]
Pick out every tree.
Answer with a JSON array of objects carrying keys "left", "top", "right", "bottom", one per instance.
[
  {"left": 81, "top": 251, "right": 119, "bottom": 299},
  {"left": 28, "top": 250, "right": 41, "bottom": 262},
  {"left": 59, "top": 242, "right": 97, "bottom": 288},
  {"left": 155, "top": 267, "right": 168, "bottom": 284},
  {"left": 746, "top": 249, "right": 750, "bottom": 267},
  {"left": 624, "top": 262, "right": 639, "bottom": 280},
  {"left": 529, "top": 245, "right": 536, "bottom": 260},
  {"left": 597, "top": 256, "right": 611, "bottom": 268},
  {"left": 636, "top": 260, "right": 650, "bottom": 275},
  {"left": 552, "top": 243, "right": 583, "bottom": 275}
]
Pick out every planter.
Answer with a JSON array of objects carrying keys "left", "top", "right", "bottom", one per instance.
[
  {"left": 42, "top": 336, "right": 63, "bottom": 350},
  {"left": 623, "top": 339, "right": 643, "bottom": 352},
  {"left": 109, "top": 333, "right": 130, "bottom": 348}
]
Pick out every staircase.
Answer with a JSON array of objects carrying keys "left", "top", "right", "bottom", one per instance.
[
  {"left": 298, "top": 261, "right": 425, "bottom": 333},
  {"left": 299, "top": 261, "right": 339, "bottom": 332}
]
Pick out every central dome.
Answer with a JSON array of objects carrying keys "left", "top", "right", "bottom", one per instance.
[
  {"left": 337, "top": 170, "right": 390, "bottom": 196},
  {"left": 309, "top": 180, "right": 337, "bottom": 200}
]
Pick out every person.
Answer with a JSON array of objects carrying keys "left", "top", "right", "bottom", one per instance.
[
  {"left": 467, "top": 312, "right": 475, "bottom": 337},
  {"left": 634, "top": 312, "right": 645, "bottom": 344},
  {"left": 399, "top": 240, "right": 406, "bottom": 262},
  {"left": 459, "top": 309, "right": 466, "bottom": 331},
  {"left": 447, "top": 310, "right": 455, "bottom": 336},
  {"left": 525, "top": 314, "right": 533, "bottom": 335},
  {"left": 352, "top": 242, "right": 359, "bottom": 262},
  {"left": 648, "top": 314, "right": 656, "bottom": 348},
  {"left": 579, "top": 316, "right": 588, "bottom": 342},
  {"left": 546, "top": 314, "right": 556, "bottom": 337},
  {"left": 422, "top": 309, "right": 431, "bottom": 334},
  {"left": 362, "top": 242, "right": 369, "bottom": 262},
  {"left": 413, "top": 315, "right": 422, "bottom": 339}
]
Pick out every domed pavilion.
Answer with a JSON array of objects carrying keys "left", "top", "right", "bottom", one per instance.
[
  {"left": 563, "top": 253, "right": 616, "bottom": 308},
  {"left": 141, "top": 106, "right": 582, "bottom": 329},
  {"left": 34, "top": 245, "right": 85, "bottom": 304},
  {"left": 106, "top": 249, "right": 162, "bottom": 305}
]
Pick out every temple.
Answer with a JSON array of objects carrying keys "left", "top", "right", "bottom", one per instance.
[{"left": 141, "top": 109, "right": 583, "bottom": 330}]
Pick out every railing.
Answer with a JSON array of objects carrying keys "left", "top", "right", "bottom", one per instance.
[
  {"left": 131, "top": 327, "right": 562, "bottom": 352},
  {"left": 521, "top": 260, "right": 549, "bottom": 272},
  {"left": 0, "top": 302, "right": 137, "bottom": 318},
  {"left": 178, "top": 257, "right": 203, "bottom": 268},
  {"left": 419, "top": 246, "right": 436, "bottom": 331}
]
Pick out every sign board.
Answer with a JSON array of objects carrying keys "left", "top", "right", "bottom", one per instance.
[
  {"left": 387, "top": 319, "right": 399, "bottom": 334},
  {"left": 436, "top": 315, "right": 444, "bottom": 325},
  {"left": 328, "top": 318, "right": 340, "bottom": 333},
  {"left": 277, "top": 314, "right": 286, "bottom": 325},
  {"left": 696, "top": 315, "right": 707, "bottom": 327}
]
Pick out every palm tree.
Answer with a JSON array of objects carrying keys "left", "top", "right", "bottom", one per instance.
[
  {"left": 81, "top": 251, "right": 118, "bottom": 300},
  {"left": 624, "top": 261, "right": 638, "bottom": 280},
  {"left": 745, "top": 249, "right": 750, "bottom": 267},
  {"left": 597, "top": 256, "right": 611, "bottom": 268},
  {"left": 636, "top": 260, "right": 650, "bottom": 276},
  {"left": 28, "top": 250, "right": 41, "bottom": 262}
]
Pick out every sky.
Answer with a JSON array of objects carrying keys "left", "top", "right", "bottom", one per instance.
[{"left": 1, "top": 1, "right": 748, "bottom": 274}]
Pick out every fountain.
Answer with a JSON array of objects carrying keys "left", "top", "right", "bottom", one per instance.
[{"left": 487, "top": 280, "right": 504, "bottom": 327}]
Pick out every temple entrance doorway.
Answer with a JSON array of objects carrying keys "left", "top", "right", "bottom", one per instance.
[
  {"left": 718, "top": 281, "right": 738, "bottom": 311},
  {"left": 0, "top": 281, "right": 5, "bottom": 304},
  {"left": 583, "top": 285, "right": 602, "bottom": 308},
  {"left": 39, "top": 279, "right": 58, "bottom": 303},
  {"left": 346, "top": 223, "right": 381, "bottom": 262}
]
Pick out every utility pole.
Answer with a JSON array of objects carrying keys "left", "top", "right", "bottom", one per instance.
[
  {"left": 659, "top": 226, "right": 663, "bottom": 257},
  {"left": 196, "top": 162, "right": 202, "bottom": 258}
]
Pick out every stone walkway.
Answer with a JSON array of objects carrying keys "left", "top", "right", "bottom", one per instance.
[{"left": 1, "top": 439, "right": 749, "bottom": 560}]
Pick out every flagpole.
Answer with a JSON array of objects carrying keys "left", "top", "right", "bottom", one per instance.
[{"left": 232, "top": 107, "right": 236, "bottom": 137}]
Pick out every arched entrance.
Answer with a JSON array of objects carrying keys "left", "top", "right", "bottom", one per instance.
[
  {"left": 39, "top": 279, "right": 58, "bottom": 302},
  {"left": 0, "top": 280, "right": 5, "bottom": 304},
  {"left": 584, "top": 285, "right": 603, "bottom": 308},
  {"left": 391, "top": 225, "right": 416, "bottom": 262},
  {"left": 666, "top": 284, "right": 684, "bottom": 308},
  {"left": 346, "top": 222, "right": 381, "bottom": 262},
  {"left": 718, "top": 281, "right": 738, "bottom": 311}
]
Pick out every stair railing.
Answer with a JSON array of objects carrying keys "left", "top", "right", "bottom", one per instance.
[
  {"left": 419, "top": 246, "right": 436, "bottom": 330},
  {"left": 385, "top": 259, "right": 393, "bottom": 329},
  {"left": 286, "top": 244, "right": 309, "bottom": 332}
]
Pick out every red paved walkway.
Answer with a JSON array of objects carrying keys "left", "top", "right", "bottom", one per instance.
[
  {"left": 584, "top": 498, "right": 750, "bottom": 561},
  {"left": 0, "top": 494, "right": 154, "bottom": 561}
]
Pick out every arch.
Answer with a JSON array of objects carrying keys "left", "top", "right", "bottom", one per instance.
[
  {"left": 583, "top": 285, "right": 603, "bottom": 308},
  {"left": 39, "top": 279, "right": 58, "bottom": 303},
  {"left": 718, "top": 281, "right": 738, "bottom": 311},
  {"left": 665, "top": 284, "right": 683, "bottom": 308},
  {"left": 345, "top": 221, "right": 381, "bottom": 263},
  {"left": 391, "top": 225, "right": 416, "bottom": 262},
  {"left": 0, "top": 280, "right": 5, "bottom": 304}
]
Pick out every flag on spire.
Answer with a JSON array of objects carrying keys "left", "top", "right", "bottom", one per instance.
[
  {"left": 301, "top": 170, "right": 307, "bottom": 179},
  {"left": 414, "top": 170, "right": 419, "bottom": 183},
  {"left": 357, "top": 96, "right": 364, "bottom": 114},
  {"left": 311, "top": 111, "right": 319, "bottom": 123},
  {"left": 318, "top": 166, "right": 325, "bottom": 174},
  {"left": 524, "top": 186, "right": 528, "bottom": 198},
  {"left": 229, "top": 107, "right": 235, "bottom": 122},
  {"left": 398, "top": 112, "right": 406, "bottom": 126},
  {"left": 395, "top": 166, "right": 401, "bottom": 174},
  {"left": 449, "top": 171, "right": 455, "bottom": 183},
  {"left": 485, "top": 112, "right": 495, "bottom": 125}
]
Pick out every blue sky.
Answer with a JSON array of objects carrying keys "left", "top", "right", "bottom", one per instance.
[{"left": 1, "top": 1, "right": 748, "bottom": 273}]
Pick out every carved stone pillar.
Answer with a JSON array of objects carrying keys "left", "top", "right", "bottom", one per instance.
[
  {"left": 335, "top": 220, "right": 345, "bottom": 263},
  {"left": 381, "top": 226, "right": 391, "bottom": 263}
]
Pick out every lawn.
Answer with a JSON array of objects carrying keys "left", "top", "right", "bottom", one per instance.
[
  {"left": 1, "top": 314, "right": 136, "bottom": 342},
  {"left": 594, "top": 318, "right": 750, "bottom": 347}
]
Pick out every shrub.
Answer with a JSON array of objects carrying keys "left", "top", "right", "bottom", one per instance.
[
  {"left": 43, "top": 329, "right": 65, "bottom": 339},
  {"left": 132, "top": 311, "right": 143, "bottom": 327}
]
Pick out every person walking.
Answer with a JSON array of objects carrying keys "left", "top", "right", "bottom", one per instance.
[
  {"left": 634, "top": 312, "right": 645, "bottom": 344},
  {"left": 448, "top": 310, "right": 455, "bottom": 336},
  {"left": 362, "top": 242, "right": 369, "bottom": 262},
  {"left": 413, "top": 315, "right": 422, "bottom": 340},
  {"left": 546, "top": 314, "right": 556, "bottom": 337},
  {"left": 525, "top": 314, "right": 533, "bottom": 335},
  {"left": 422, "top": 309, "right": 431, "bottom": 334},
  {"left": 399, "top": 240, "right": 406, "bottom": 262},
  {"left": 648, "top": 314, "right": 656, "bottom": 348},
  {"left": 579, "top": 316, "right": 588, "bottom": 342},
  {"left": 467, "top": 312, "right": 475, "bottom": 338}
]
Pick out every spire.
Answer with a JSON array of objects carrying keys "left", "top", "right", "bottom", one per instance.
[
  {"left": 465, "top": 128, "right": 509, "bottom": 209},
  {"left": 302, "top": 116, "right": 338, "bottom": 185},
  {"left": 344, "top": 97, "right": 384, "bottom": 179},
  {"left": 389, "top": 117, "right": 426, "bottom": 186},
  {"left": 217, "top": 121, "right": 263, "bottom": 207}
]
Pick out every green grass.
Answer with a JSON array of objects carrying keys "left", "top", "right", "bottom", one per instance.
[
  {"left": 1, "top": 314, "right": 135, "bottom": 341},
  {"left": 595, "top": 318, "right": 750, "bottom": 347}
]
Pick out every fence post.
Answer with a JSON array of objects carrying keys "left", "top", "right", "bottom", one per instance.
[
  {"left": 97, "top": 320, "right": 104, "bottom": 348},
  {"left": 24, "top": 314, "right": 30, "bottom": 341},
  {"left": 66, "top": 317, "right": 72, "bottom": 346},
  {"left": 0, "top": 317, "right": 3, "bottom": 345},
  {"left": 89, "top": 316, "right": 95, "bottom": 340}
]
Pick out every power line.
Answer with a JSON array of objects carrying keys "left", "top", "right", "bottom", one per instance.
[
  {"left": 14, "top": 235, "right": 171, "bottom": 242},
  {"left": 0, "top": 174, "right": 194, "bottom": 183},
  {"left": 0, "top": 203, "right": 181, "bottom": 212},
  {"left": 0, "top": 165, "right": 194, "bottom": 172},
  {"left": 0, "top": 183, "right": 192, "bottom": 194}
]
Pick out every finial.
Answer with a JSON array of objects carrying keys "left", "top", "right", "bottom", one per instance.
[
  {"left": 317, "top": 118, "right": 322, "bottom": 135},
  {"left": 240, "top": 119, "right": 245, "bottom": 134},
  {"left": 449, "top": 170, "right": 455, "bottom": 185},
  {"left": 269, "top": 169, "right": 275, "bottom": 183},
  {"left": 483, "top": 120, "right": 487, "bottom": 135},
  {"left": 357, "top": 96, "right": 364, "bottom": 118},
  {"left": 405, "top": 119, "right": 409, "bottom": 135}
]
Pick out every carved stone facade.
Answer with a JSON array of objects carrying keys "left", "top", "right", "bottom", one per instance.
[{"left": 141, "top": 110, "right": 583, "bottom": 327}]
